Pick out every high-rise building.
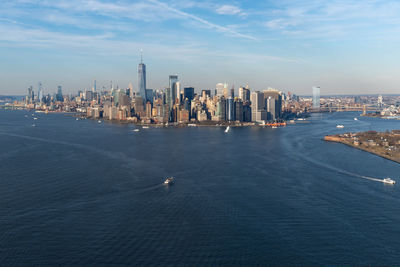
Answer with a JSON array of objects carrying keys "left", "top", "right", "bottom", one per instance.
[
  {"left": 138, "top": 56, "right": 147, "bottom": 102},
  {"left": 146, "top": 89, "right": 153, "bottom": 104},
  {"left": 38, "top": 82, "right": 43, "bottom": 103},
  {"left": 184, "top": 87, "right": 195, "bottom": 102},
  {"left": 263, "top": 89, "right": 282, "bottom": 119},
  {"left": 216, "top": 83, "right": 224, "bottom": 96},
  {"left": 175, "top": 81, "right": 181, "bottom": 104},
  {"left": 226, "top": 97, "right": 235, "bottom": 121},
  {"left": 235, "top": 99, "right": 244, "bottom": 122},
  {"left": 56, "top": 85, "right": 63, "bottom": 102},
  {"left": 239, "top": 86, "right": 251, "bottom": 103},
  {"left": 250, "top": 91, "right": 267, "bottom": 122},
  {"left": 313, "top": 86, "right": 320, "bottom": 109},
  {"left": 168, "top": 75, "right": 178, "bottom": 108}
]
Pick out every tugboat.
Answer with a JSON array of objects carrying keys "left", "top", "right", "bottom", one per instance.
[
  {"left": 383, "top": 177, "right": 395, "bottom": 185},
  {"left": 164, "top": 177, "right": 174, "bottom": 185}
]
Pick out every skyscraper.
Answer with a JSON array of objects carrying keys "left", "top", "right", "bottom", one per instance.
[
  {"left": 138, "top": 55, "right": 147, "bottom": 102},
  {"left": 56, "top": 85, "right": 63, "bottom": 102},
  {"left": 38, "top": 82, "right": 43, "bottom": 103},
  {"left": 313, "top": 86, "right": 320, "bottom": 109},
  {"left": 168, "top": 75, "right": 178, "bottom": 107}
]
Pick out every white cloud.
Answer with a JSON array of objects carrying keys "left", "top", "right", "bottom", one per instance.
[{"left": 216, "top": 5, "right": 242, "bottom": 15}]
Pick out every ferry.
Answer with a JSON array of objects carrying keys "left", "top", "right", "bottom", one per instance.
[
  {"left": 164, "top": 177, "right": 174, "bottom": 185},
  {"left": 336, "top": 125, "right": 344, "bottom": 128},
  {"left": 383, "top": 177, "right": 395, "bottom": 185},
  {"left": 225, "top": 126, "right": 230, "bottom": 133}
]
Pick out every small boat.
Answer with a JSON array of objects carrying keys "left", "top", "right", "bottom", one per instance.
[
  {"left": 142, "top": 126, "right": 149, "bottom": 129},
  {"left": 76, "top": 118, "right": 79, "bottom": 121},
  {"left": 164, "top": 177, "right": 174, "bottom": 185},
  {"left": 98, "top": 120, "right": 102, "bottom": 123},
  {"left": 33, "top": 117, "right": 38, "bottom": 120},
  {"left": 225, "top": 126, "right": 230, "bottom": 133},
  {"left": 297, "top": 118, "right": 305, "bottom": 121},
  {"left": 271, "top": 126, "right": 278, "bottom": 129},
  {"left": 383, "top": 177, "right": 395, "bottom": 185},
  {"left": 336, "top": 125, "right": 344, "bottom": 128},
  {"left": 354, "top": 118, "right": 358, "bottom": 121},
  {"left": 32, "top": 124, "right": 36, "bottom": 127},
  {"left": 24, "top": 115, "right": 28, "bottom": 118},
  {"left": 133, "top": 129, "right": 140, "bottom": 132}
]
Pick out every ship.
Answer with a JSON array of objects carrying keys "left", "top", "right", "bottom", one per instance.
[
  {"left": 164, "top": 177, "right": 174, "bottom": 185},
  {"left": 383, "top": 177, "right": 395, "bottom": 185},
  {"left": 336, "top": 125, "right": 344, "bottom": 128}
]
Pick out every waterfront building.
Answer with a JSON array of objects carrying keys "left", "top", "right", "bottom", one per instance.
[
  {"left": 226, "top": 97, "right": 235, "bottom": 121},
  {"left": 145, "top": 101, "right": 152, "bottom": 118},
  {"left": 235, "top": 99, "right": 244, "bottom": 122},
  {"left": 312, "top": 86, "right": 320, "bottom": 109},
  {"left": 138, "top": 57, "right": 147, "bottom": 102},
  {"left": 243, "top": 103, "right": 251, "bottom": 122},
  {"left": 251, "top": 91, "right": 267, "bottom": 122},
  {"left": 263, "top": 89, "right": 282, "bottom": 119},
  {"left": 216, "top": 97, "right": 227, "bottom": 121}
]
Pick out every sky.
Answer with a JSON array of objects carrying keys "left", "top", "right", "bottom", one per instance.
[{"left": 1, "top": 0, "right": 400, "bottom": 95}]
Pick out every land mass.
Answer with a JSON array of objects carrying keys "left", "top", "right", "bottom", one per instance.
[{"left": 324, "top": 130, "right": 400, "bottom": 164}]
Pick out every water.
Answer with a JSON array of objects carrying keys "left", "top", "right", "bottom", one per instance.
[{"left": 1, "top": 110, "right": 400, "bottom": 265}]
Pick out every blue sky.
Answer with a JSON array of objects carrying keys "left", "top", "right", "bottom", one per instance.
[{"left": 1, "top": 0, "right": 400, "bottom": 95}]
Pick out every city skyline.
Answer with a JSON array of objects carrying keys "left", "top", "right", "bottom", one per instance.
[{"left": 1, "top": 0, "right": 400, "bottom": 95}]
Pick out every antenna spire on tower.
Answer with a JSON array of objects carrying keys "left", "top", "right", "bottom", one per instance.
[{"left": 140, "top": 49, "right": 143, "bottom": 64}]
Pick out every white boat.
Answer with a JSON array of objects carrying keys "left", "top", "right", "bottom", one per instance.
[
  {"left": 142, "top": 126, "right": 149, "bottom": 129},
  {"left": 297, "top": 118, "right": 305, "bottom": 121},
  {"left": 133, "top": 129, "right": 140, "bottom": 132},
  {"left": 32, "top": 124, "right": 36, "bottom": 127},
  {"left": 33, "top": 117, "right": 38, "bottom": 120},
  {"left": 24, "top": 115, "right": 28, "bottom": 118},
  {"left": 271, "top": 126, "right": 278, "bottom": 129},
  {"left": 336, "top": 125, "right": 344, "bottom": 128},
  {"left": 383, "top": 177, "right": 395, "bottom": 185},
  {"left": 354, "top": 118, "right": 358, "bottom": 121},
  {"left": 98, "top": 120, "right": 102, "bottom": 123},
  {"left": 164, "top": 177, "right": 174, "bottom": 185},
  {"left": 76, "top": 118, "right": 79, "bottom": 121},
  {"left": 225, "top": 126, "right": 230, "bottom": 133}
]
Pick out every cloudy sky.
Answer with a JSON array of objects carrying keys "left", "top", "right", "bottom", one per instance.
[{"left": 1, "top": 0, "right": 400, "bottom": 95}]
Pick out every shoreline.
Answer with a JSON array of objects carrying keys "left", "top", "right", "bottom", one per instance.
[{"left": 324, "top": 135, "right": 400, "bottom": 164}]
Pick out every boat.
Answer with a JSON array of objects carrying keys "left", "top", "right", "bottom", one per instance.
[
  {"left": 336, "top": 125, "right": 344, "bottom": 128},
  {"left": 297, "top": 118, "right": 305, "bottom": 121},
  {"left": 354, "top": 118, "right": 358, "bottom": 121},
  {"left": 133, "top": 129, "right": 140, "bottom": 132},
  {"left": 98, "top": 120, "right": 102, "bottom": 123},
  {"left": 24, "top": 115, "right": 28, "bottom": 118},
  {"left": 225, "top": 126, "right": 230, "bottom": 133},
  {"left": 32, "top": 124, "right": 36, "bottom": 127},
  {"left": 142, "top": 126, "right": 149, "bottom": 129},
  {"left": 271, "top": 126, "right": 278, "bottom": 129},
  {"left": 76, "top": 118, "right": 79, "bottom": 121},
  {"left": 33, "top": 117, "right": 38, "bottom": 120},
  {"left": 383, "top": 177, "right": 395, "bottom": 185},
  {"left": 164, "top": 177, "right": 174, "bottom": 185}
]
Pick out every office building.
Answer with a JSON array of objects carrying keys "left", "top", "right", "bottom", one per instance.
[{"left": 313, "top": 86, "right": 320, "bottom": 109}]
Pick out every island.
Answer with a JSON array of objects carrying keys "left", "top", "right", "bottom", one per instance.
[{"left": 324, "top": 130, "right": 400, "bottom": 163}]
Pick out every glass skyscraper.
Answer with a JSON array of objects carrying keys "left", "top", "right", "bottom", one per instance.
[
  {"left": 138, "top": 60, "right": 147, "bottom": 103},
  {"left": 312, "top": 86, "right": 320, "bottom": 109},
  {"left": 168, "top": 75, "right": 178, "bottom": 108}
]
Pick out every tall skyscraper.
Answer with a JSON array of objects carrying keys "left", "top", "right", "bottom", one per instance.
[
  {"left": 226, "top": 97, "right": 235, "bottom": 121},
  {"left": 38, "top": 82, "right": 43, "bottom": 103},
  {"left": 138, "top": 54, "right": 147, "bottom": 102},
  {"left": 56, "top": 85, "right": 63, "bottom": 102},
  {"left": 168, "top": 75, "right": 178, "bottom": 107},
  {"left": 313, "top": 86, "right": 320, "bottom": 109},
  {"left": 216, "top": 83, "right": 224, "bottom": 96},
  {"left": 184, "top": 87, "right": 195, "bottom": 102}
]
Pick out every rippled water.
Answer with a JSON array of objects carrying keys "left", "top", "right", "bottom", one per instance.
[{"left": 1, "top": 110, "right": 400, "bottom": 265}]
